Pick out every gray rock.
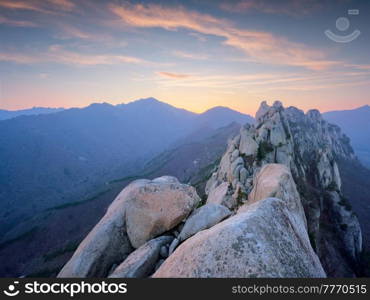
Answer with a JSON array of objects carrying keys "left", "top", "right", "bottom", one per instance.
[
  {"left": 160, "top": 246, "right": 168, "bottom": 258},
  {"left": 109, "top": 236, "right": 173, "bottom": 278},
  {"left": 239, "top": 129, "right": 258, "bottom": 156},
  {"left": 155, "top": 259, "right": 165, "bottom": 272},
  {"left": 153, "top": 198, "right": 326, "bottom": 278},
  {"left": 206, "top": 181, "right": 232, "bottom": 208},
  {"left": 239, "top": 167, "right": 248, "bottom": 184},
  {"left": 178, "top": 203, "right": 231, "bottom": 241},
  {"left": 168, "top": 238, "right": 179, "bottom": 255},
  {"left": 231, "top": 149, "right": 239, "bottom": 162}
]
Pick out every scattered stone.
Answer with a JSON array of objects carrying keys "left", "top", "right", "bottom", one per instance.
[
  {"left": 168, "top": 238, "right": 180, "bottom": 256},
  {"left": 109, "top": 236, "right": 173, "bottom": 278},
  {"left": 179, "top": 203, "right": 231, "bottom": 241},
  {"left": 160, "top": 246, "right": 168, "bottom": 258}
]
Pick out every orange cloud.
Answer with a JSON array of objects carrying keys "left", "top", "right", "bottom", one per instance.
[
  {"left": 157, "top": 72, "right": 192, "bottom": 79},
  {"left": 110, "top": 3, "right": 337, "bottom": 70}
]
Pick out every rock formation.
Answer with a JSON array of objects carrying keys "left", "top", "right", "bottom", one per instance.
[
  {"left": 58, "top": 176, "right": 199, "bottom": 277},
  {"left": 153, "top": 197, "right": 325, "bottom": 278},
  {"left": 205, "top": 101, "right": 362, "bottom": 277},
  {"left": 58, "top": 101, "right": 362, "bottom": 278}
]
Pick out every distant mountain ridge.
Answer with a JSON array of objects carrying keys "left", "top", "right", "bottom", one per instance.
[
  {"left": 0, "top": 107, "right": 65, "bottom": 121},
  {"left": 0, "top": 99, "right": 255, "bottom": 126},
  {"left": 323, "top": 105, "right": 370, "bottom": 168},
  {"left": 0, "top": 97, "right": 253, "bottom": 240}
]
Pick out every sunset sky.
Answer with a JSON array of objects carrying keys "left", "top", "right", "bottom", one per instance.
[{"left": 0, "top": 0, "right": 369, "bottom": 115}]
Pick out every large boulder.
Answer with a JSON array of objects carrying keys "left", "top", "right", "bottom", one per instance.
[
  {"left": 206, "top": 182, "right": 235, "bottom": 209},
  {"left": 109, "top": 236, "right": 173, "bottom": 278},
  {"left": 243, "top": 164, "right": 307, "bottom": 229},
  {"left": 239, "top": 125, "right": 258, "bottom": 156},
  {"left": 178, "top": 203, "right": 231, "bottom": 241},
  {"left": 125, "top": 176, "right": 200, "bottom": 248},
  {"left": 153, "top": 198, "right": 325, "bottom": 278},
  {"left": 58, "top": 176, "right": 199, "bottom": 277}
]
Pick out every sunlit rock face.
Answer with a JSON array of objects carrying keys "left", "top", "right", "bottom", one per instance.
[
  {"left": 205, "top": 101, "right": 362, "bottom": 277},
  {"left": 125, "top": 176, "right": 200, "bottom": 248},
  {"left": 153, "top": 197, "right": 326, "bottom": 278}
]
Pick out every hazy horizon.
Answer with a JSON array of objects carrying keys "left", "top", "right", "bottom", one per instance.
[
  {"left": 1, "top": 97, "right": 369, "bottom": 116},
  {"left": 1, "top": 0, "right": 370, "bottom": 115}
]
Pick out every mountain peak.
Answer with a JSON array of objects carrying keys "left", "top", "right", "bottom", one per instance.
[
  {"left": 133, "top": 97, "right": 162, "bottom": 104},
  {"left": 358, "top": 104, "right": 370, "bottom": 111},
  {"left": 202, "top": 106, "right": 234, "bottom": 113},
  {"left": 206, "top": 101, "right": 360, "bottom": 277}
]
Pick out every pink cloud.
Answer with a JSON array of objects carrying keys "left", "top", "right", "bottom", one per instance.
[
  {"left": 173, "top": 51, "right": 208, "bottom": 60},
  {"left": 157, "top": 72, "right": 192, "bottom": 79},
  {"left": 110, "top": 2, "right": 338, "bottom": 70}
]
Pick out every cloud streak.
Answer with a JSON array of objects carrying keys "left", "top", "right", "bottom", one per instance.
[
  {"left": 110, "top": 2, "right": 338, "bottom": 70},
  {"left": 172, "top": 51, "right": 208, "bottom": 60},
  {"left": 0, "top": 45, "right": 149, "bottom": 66},
  {"left": 153, "top": 68, "right": 370, "bottom": 92},
  {"left": 157, "top": 72, "right": 192, "bottom": 79},
  {"left": 0, "top": 15, "right": 37, "bottom": 27},
  {"left": 220, "top": 0, "right": 324, "bottom": 16},
  {"left": 0, "top": 0, "right": 75, "bottom": 14}
]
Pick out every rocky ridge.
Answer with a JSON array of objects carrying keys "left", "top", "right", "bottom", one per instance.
[
  {"left": 205, "top": 101, "right": 362, "bottom": 277},
  {"left": 58, "top": 101, "right": 362, "bottom": 278}
]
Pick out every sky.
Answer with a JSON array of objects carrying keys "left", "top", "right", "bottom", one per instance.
[{"left": 0, "top": 0, "right": 369, "bottom": 115}]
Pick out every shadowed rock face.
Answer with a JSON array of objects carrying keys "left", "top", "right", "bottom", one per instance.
[
  {"left": 205, "top": 101, "right": 362, "bottom": 277},
  {"left": 109, "top": 236, "right": 173, "bottom": 278},
  {"left": 153, "top": 198, "right": 326, "bottom": 278},
  {"left": 178, "top": 203, "right": 231, "bottom": 242}
]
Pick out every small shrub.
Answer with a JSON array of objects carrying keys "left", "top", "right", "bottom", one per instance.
[
  {"left": 327, "top": 181, "right": 338, "bottom": 191},
  {"left": 257, "top": 141, "right": 274, "bottom": 161},
  {"left": 338, "top": 197, "right": 352, "bottom": 211}
]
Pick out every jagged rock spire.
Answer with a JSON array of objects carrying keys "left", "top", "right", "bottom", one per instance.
[{"left": 206, "top": 101, "right": 362, "bottom": 277}]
